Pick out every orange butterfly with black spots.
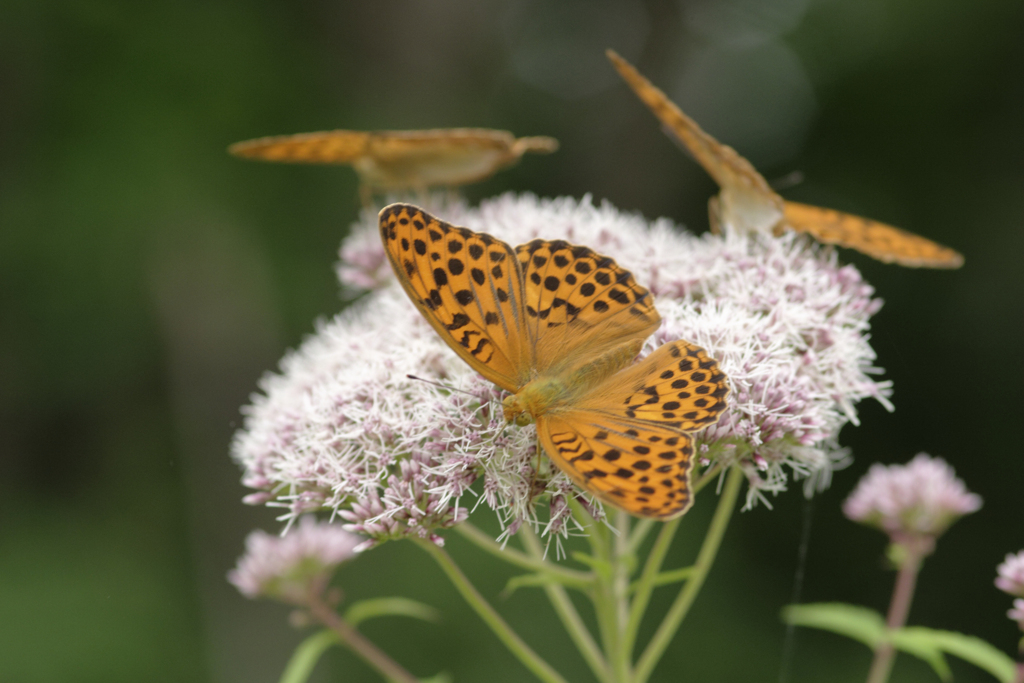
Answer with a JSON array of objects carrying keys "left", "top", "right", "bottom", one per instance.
[
  {"left": 379, "top": 204, "right": 730, "bottom": 519},
  {"left": 608, "top": 50, "right": 963, "bottom": 269},
  {"left": 230, "top": 128, "right": 557, "bottom": 205}
]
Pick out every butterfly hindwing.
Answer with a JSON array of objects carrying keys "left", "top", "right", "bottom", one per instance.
[
  {"left": 379, "top": 204, "right": 532, "bottom": 392},
  {"left": 536, "top": 340, "right": 728, "bottom": 519},
  {"left": 514, "top": 240, "right": 661, "bottom": 377},
  {"left": 537, "top": 413, "right": 696, "bottom": 518},
  {"left": 577, "top": 340, "right": 729, "bottom": 432},
  {"left": 782, "top": 202, "right": 964, "bottom": 269}
]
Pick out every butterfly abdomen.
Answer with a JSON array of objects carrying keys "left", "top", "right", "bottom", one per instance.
[{"left": 562, "top": 339, "right": 645, "bottom": 393}]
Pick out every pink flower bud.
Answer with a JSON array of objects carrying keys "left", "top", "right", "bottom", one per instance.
[
  {"left": 228, "top": 517, "right": 363, "bottom": 604},
  {"left": 996, "top": 551, "right": 1024, "bottom": 598},
  {"left": 843, "top": 453, "right": 981, "bottom": 541}
]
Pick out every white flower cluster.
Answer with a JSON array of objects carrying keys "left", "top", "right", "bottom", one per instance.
[
  {"left": 232, "top": 193, "right": 891, "bottom": 543},
  {"left": 842, "top": 453, "right": 982, "bottom": 540}
]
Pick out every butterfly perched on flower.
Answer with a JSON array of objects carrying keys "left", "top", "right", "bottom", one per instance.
[
  {"left": 607, "top": 50, "right": 964, "bottom": 269},
  {"left": 379, "top": 203, "right": 729, "bottom": 519},
  {"left": 229, "top": 128, "right": 557, "bottom": 205}
]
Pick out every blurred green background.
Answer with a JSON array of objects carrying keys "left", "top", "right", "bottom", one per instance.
[{"left": 2, "top": 0, "right": 1023, "bottom": 681}]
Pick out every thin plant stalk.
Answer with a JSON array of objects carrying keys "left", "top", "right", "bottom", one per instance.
[
  {"left": 611, "top": 510, "right": 634, "bottom": 683},
  {"left": 519, "top": 525, "right": 611, "bottom": 683},
  {"left": 594, "top": 525, "right": 622, "bottom": 679},
  {"left": 632, "top": 565, "right": 694, "bottom": 591},
  {"left": 623, "top": 449, "right": 729, "bottom": 659},
  {"left": 306, "top": 587, "right": 419, "bottom": 683},
  {"left": 865, "top": 537, "right": 931, "bottom": 683},
  {"left": 278, "top": 630, "right": 339, "bottom": 683},
  {"left": 633, "top": 465, "right": 744, "bottom": 683},
  {"left": 568, "top": 498, "right": 625, "bottom": 680},
  {"left": 414, "top": 538, "right": 570, "bottom": 683},
  {"left": 570, "top": 497, "right": 609, "bottom": 559},
  {"left": 627, "top": 519, "right": 656, "bottom": 556},
  {"left": 623, "top": 516, "right": 681, "bottom": 661},
  {"left": 455, "top": 522, "right": 592, "bottom": 586}
]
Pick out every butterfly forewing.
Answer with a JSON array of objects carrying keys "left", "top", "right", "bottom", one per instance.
[
  {"left": 232, "top": 129, "right": 559, "bottom": 192},
  {"left": 228, "top": 130, "right": 371, "bottom": 164},
  {"left": 514, "top": 240, "right": 661, "bottom": 378},
  {"left": 783, "top": 202, "right": 964, "bottom": 269},
  {"left": 379, "top": 204, "right": 532, "bottom": 392},
  {"left": 607, "top": 50, "right": 783, "bottom": 234},
  {"left": 538, "top": 413, "right": 697, "bottom": 518}
]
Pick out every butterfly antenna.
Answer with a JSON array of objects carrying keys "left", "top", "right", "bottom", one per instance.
[{"left": 405, "top": 374, "right": 478, "bottom": 398}]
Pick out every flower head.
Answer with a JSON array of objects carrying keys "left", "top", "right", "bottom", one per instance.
[
  {"left": 234, "top": 193, "right": 891, "bottom": 542},
  {"left": 228, "top": 516, "right": 363, "bottom": 603},
  {"left": 843, "top": 453, "right": 981, "bottom": 542},
  {"left": 996, "top": 551, "right": 1024, "bottom": 598}
]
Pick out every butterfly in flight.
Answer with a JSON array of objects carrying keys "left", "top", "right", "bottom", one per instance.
[
  {"left": 230, "top": 128, "right": 558, "bottom": 206},
  {"left": 379, "top": 203, "right": 729, "bottom": 519},
  {"left": 607, "top": 50, "right": 964, "bottom": 269}
]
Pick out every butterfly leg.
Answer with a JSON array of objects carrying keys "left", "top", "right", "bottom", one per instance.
[
  {"left": 529, "top": 440, "right": 545, "bottom": 500},
  {"left": 708, "top": 196, "right": 722, "bottom": 235}
]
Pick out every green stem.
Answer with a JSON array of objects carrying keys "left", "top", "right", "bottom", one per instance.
[
  {"left": 520, "top": 525, "right": 610, "bottom": 683},
  {"left": 414, "top": 539, "right": 569, "bottom": 683},
  {"left": 629, "top": 566, "right": 694, "bottom": 592},
  {"left": 611, "top": 511, "right": 634, "bottom": 683},
  {"left": 691, "top": 461, "right": 725, "bottom": 494},
  {"left": 626, "top": 519, "right": 656, "bottom": 557},
  {"left": 633, "top": 466, "right": 744, "bottom": 683},
  {"left": 569, "top": 499, "right": 621, "bottom": 680},
  {"left": 570, "top": 497, "right": 609, "bottom": 559},
  {"left": 278, "top": 630, "right": 340, "bottom": 683},
  {"left": 594, "top": 553, "right": 620, "bottom": 678},
  {"left": 622, "top": 517, "right": 681, "bottom": 662},
  {"left": 454, "top": 522, "right": 592, "bottom": 587},
  {"left": 306, "top": 594, "right": 419, "bottom": 683},
  {"left": 621, "top": 453, "right": 727, "bottom": 661}
]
